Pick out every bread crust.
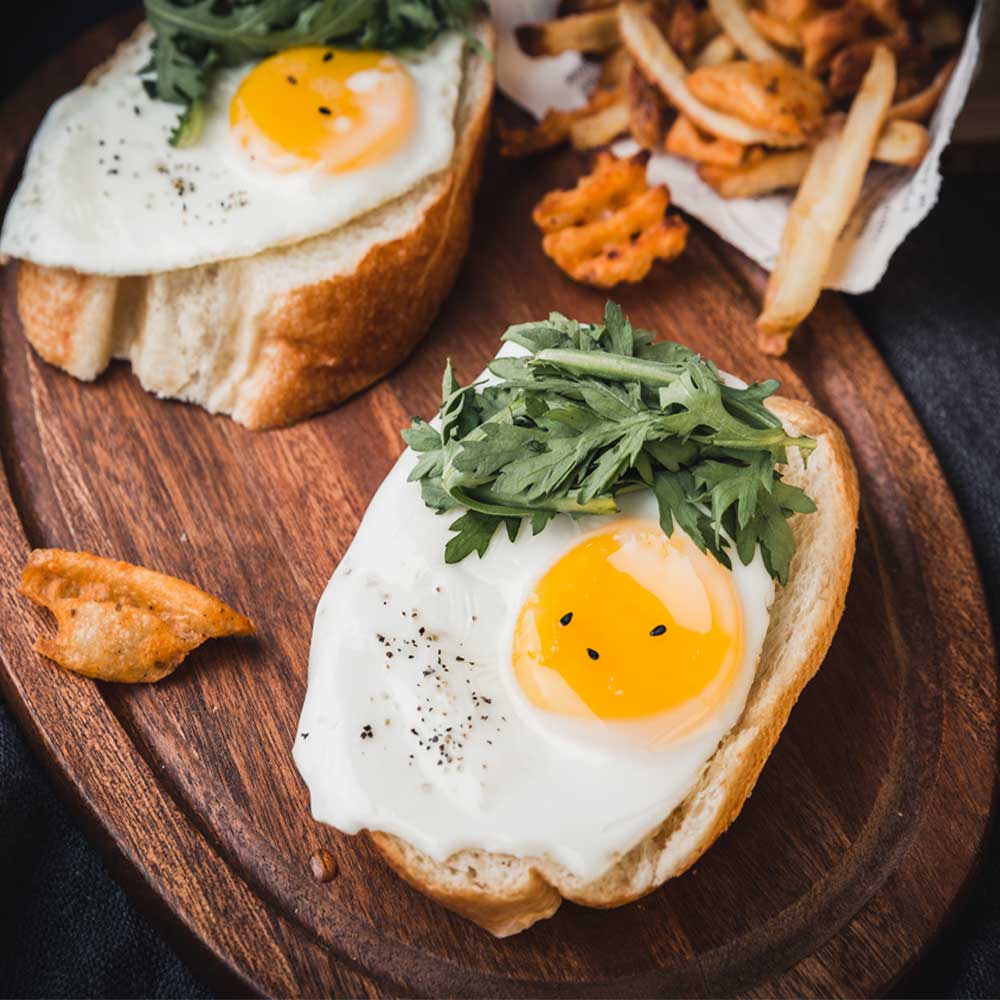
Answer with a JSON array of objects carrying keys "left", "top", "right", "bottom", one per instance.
[
  {"left": 12, "top": 23, "right": 494, "bottom": 429},
  {"left": 367, "top": 398, "right": 860, "bottom": 935}
]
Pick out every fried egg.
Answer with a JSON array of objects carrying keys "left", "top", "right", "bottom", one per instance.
[
  {"left": 0, "top": 26, "right": 463, "bottom": 275},
  {"left": 295, "top": 348, "right": 775, "bottom": 881}
]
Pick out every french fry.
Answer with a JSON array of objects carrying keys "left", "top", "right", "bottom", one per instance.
[
  {"left": 699, "top": 149, "right": 811, "bottom": 197},
  {"left": 534, "top": 152, "right": 688, "bottom": 287},
  {"left": 687, "top": 60, "right": 829, "bottom": 139},
  {"left": 708, "top": 0, "right": 787, "bottom": 61},
  {"left": 801, "top": 3, "right": 868, "bottom": 73},
  {"left": 698, "top": 116, "right": 929, "bottom": 197},
  {"left": 747, "top": 9, "right": 804, "bottom": 49},
  {"left": 694, "top": 32, "right": 738, "bottom": 66},
  {"left": 19, "top": 549, "right": 255, "bottom": 684},
  {"left": 599, "top": 45, "right": 632, "bottom": 87},
  {"left": 666, "top": 114, "right": 747, "bottom": 165},
  {"left": 498, "top": 88, "right": 622, "bottom": 157},
  {"left": 889, "top": 56, "right": 956, "bottom": 120},
  {"left": 757, "top": 47, "right": 897, "bottom": 351},
  {"left": 570, "top": 97, "right": 632, "bottom": 148},
  {"left": 920, "top": 8, "right": 964, "bottom": 48},
  {"left": 517, "top": 8, "right": 620, "bottom": 56},
  {"left": 618, "top": 2, "right": 805, "bottom": 146},
  {"left": 694, "top": 8, "right": 722, "bottom": 47},
  {"left": 665, "top": 0, "right": 699, "bottom": 57},
  {"left": 871, "top": 117, "right": 930, "bottom": 165},
  {"left": 627, "top": 62, "right": 669, "bottom": 148}
]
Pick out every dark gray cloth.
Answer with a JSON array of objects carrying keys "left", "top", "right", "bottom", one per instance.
[{"left": 1, "top": 6, "right": 998, "bottom": 997}]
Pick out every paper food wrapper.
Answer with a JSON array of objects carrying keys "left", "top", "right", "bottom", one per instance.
[{"left": 492, "top": 0, "right": 985, "bottom": 293}]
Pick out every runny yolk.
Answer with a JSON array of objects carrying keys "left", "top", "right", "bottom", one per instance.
[
  {"left": 512, "top": 520, "right": 743, "bottom": 727},
  {"left": 229, "top": 47, "right": 416, "bottom": 173}
]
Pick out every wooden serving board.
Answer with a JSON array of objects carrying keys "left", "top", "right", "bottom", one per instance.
[{"left": 0, "top": 12, "right": 996, "bottom": 998}]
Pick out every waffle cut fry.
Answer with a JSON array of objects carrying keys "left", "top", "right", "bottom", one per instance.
[{"left": 533, "top": 153, "right": 688, "bottom": 288}]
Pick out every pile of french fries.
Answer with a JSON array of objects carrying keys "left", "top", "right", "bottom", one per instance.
[{"left": 502, "top": 0, "right": 964, "bottom": 353}]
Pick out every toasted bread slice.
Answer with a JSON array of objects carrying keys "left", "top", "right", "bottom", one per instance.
[
  {"left": 369, "top": 397, "right": 859, "bottom": 936},
  {"left": 12, "top": 21, "right": 494, "bottom": 429}
]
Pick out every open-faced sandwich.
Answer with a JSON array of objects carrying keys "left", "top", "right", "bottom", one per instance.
[
  {"left": 1, "top": 0, "right": 493, "bottom": 428},
  {"left": 295, "top": 302, "right": 859, "bottom": 935}
]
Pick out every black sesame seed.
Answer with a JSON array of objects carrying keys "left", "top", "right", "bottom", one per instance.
[
  {"left": 318, "top": 106, "right": 332, "bottom": 116},
  {"left": 650, "top": 624, "right": 667, "bottom": 636},
  {"left": 587, "top": 648, "right": 600, "bottom": 661},
  {"left": 287, "top": 74, "right": 298, "bottom": 84},
  {"left": 323, "top": 51, "right": 334, "bottom": 61},
  {"left": 560, "top": 612, "right": 573, "bottom": 626}
]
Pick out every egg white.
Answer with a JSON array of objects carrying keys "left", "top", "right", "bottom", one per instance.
[
  {"left": 0, "top": 26, "right": 463, "bottom": 275},
  {"left": 294, "top": 350, "right": 776, "bottom": 882}
]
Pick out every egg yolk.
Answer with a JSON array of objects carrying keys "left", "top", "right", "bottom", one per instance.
[
  {"left": 229, "top": 47, "right": 416, "bottom": 173},
  {"left": 512, "top": 520, "right": 743, "bottom": 727}
]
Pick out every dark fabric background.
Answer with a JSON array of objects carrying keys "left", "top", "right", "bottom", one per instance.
[{"left": 1, "top": 5, "right": 998, "bottom": 997}]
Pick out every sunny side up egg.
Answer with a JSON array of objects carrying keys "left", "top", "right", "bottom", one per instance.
[
  {"left": 0, "top": 26, "right": 463, "bottom": 275},
  {"left": 295, "top": 349, "right": 776, "bottom": 882}
]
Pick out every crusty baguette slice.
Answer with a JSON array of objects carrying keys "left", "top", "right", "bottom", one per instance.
[
  {"left": 369, "top": 397, "right": 859, "bottom": 936},
  {"left": 13, "top": 21, "right": 494, "bottom": 429}
]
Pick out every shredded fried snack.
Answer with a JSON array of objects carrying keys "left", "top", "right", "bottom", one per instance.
[
  {"left": 19, "top": 549, "right": 255, "bottom": 683},
  {"left": 666, "top": 114, "right": 748, "bottom": 165},
  {"left": 708, "top": 0, "right": 786, "bottom": 61},
  {"left": 618, "top": 2, "right": 805, "bottom": 146},
  {"left": 627, "top": 62, "right": 669, "bottom": 148},
  {"left": 757, "top": 46, "right": 896, "bottom": 352},
  {"left": 498, "top": 88, "right": 622, "bottom": 157},
  {"left": 687, "top": 60, "right": 830, "bottom": 139},
  {"left": 890, "top": 56, "right": 956, "bottom": 120},
  {"left": 533, "top": 152, "right": 688, "bottom": 288},
  {"left": 516, "top": 8, "right": 620, "bottom": 56}
]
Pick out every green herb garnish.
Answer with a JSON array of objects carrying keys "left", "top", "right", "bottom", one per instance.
[
  {"left": 142, "top": 0, "right": 486, "bottom": 146},
  {"left": 402, "top": 303, "right": 817, "bottom": 584}
]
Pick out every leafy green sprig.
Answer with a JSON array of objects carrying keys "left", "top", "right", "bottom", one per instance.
[
  {"left": 142, "top": 0, "right": 486, "bottom": 146},
  {"left": 402, "top": 303, "right": 817, "bottom": 584}
]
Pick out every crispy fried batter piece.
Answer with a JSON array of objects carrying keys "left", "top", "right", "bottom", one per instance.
[
  {"left": 533, "top": 152, "right": 688, "bottom": 288},
  {"left": 498, "top": 88, "right": 622, "bottom": 157},
  {"left": 687, "top": 60, "right": 830, "bottom": 139},
  {"left": 19, "top": 549, "right": 256, "bottom": 683}
]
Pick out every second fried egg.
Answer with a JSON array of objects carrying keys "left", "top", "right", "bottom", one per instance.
[{"left": 0, "top": 27, "right": 464, "bottom": 275}]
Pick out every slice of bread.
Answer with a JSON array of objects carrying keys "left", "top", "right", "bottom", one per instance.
[
  {"left": 369, "top": 397, "right": 859, "bottom": 936},
  {"left": 12, "top": 21, "right": 494, "bottom": 429}
]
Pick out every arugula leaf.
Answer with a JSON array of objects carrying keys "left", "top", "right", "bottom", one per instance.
[
  {"left": 403, "top": 303, "right": 818, "bottom": 583},
  {"left": 142, "top": 0, "right": 486, "bottom": 145}
]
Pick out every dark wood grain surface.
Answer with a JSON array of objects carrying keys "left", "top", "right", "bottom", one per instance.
[{"left": 0, "top": 12, "right": 996, "bottom": 998}]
